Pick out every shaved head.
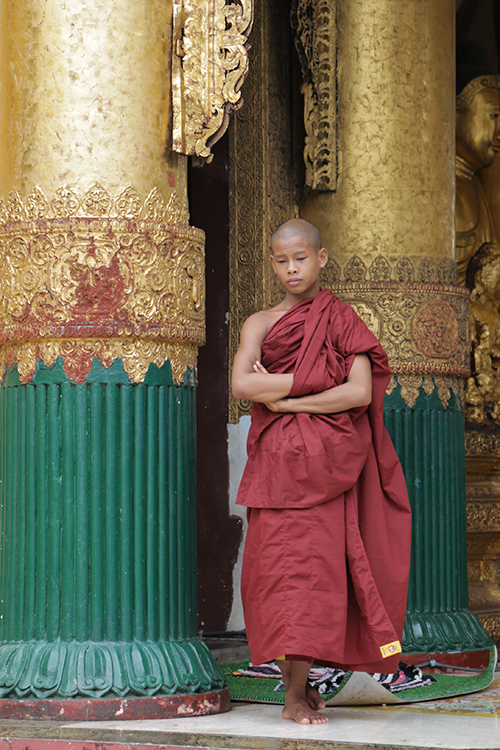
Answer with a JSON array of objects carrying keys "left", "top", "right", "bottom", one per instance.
[{"left": 271, "top": 218, "right": 322, "bottom": 254}]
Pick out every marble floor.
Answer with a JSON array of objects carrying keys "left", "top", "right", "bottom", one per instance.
[{"left": 64, "top": 676, "right": 500, "bottom": 750}]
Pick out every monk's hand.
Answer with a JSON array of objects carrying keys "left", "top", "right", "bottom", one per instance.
[
  {"left": 264, "top": 398, "right": 289, "bottom": 412},
  {"left": 253, "top": 360, "right": 269, "bottom": 374}
]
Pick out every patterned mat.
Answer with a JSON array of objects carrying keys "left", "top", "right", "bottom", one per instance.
[{"left": 223, "top": 646, "right": 498, "bottom": 706}]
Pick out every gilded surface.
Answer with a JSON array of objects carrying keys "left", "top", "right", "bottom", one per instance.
[
  {"left": 0, "top": 0, "right": 184, "bottom": 203},
  {"left": 300, "top": 0, "right": 455, "bottom": 269},
  {"left": 411, "top": 302, "right": 459, "bottom": 359},
  {"left": 0, "top": 187, "right": 204, "bottom": 385},
  {"left": 228, "top": 0, "right": 297, "bottom": 423},
  {"left": 327, "top": 281, "right": 470, "bottom": 408},
  {"left": 291, "top": 0, "right": 337, "bottom": 191},
  {"left": 454, "top": 78, "right": 500, "bottom": 426},
  {"left": 465, "top": 433, "right": 500, "bottom": 642},
  {"left": 477, "top": 614, "right": 500, "bottom": 642},
  {"left": 228, "top": 0, "right": 461, "bottom": 418},
  {"left": 467, "top": 502, "right": 500, "bottom": 532},
  {"left": 465, "top": 430, "right": 500, "bottom": 456},
  {"left": 455, "top": 77, "right": 500, "bottom": 644},
  {"left": 321, "top": 254, "right": 458, "bottom": 286},
  {"left": 293, "top": 0, "right": 459, "bottom": 406},
  {"left": 171, "top": 0, "right": 253, "bottom": 163}
]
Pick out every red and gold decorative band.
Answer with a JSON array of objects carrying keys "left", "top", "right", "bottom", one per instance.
[{"left": 0, "top": 212, "right": 205, "bottom": 384}]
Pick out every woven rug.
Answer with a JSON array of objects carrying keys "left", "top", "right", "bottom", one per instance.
[{"left": 223, "top": 646, "right": 498, "bottom": 706}]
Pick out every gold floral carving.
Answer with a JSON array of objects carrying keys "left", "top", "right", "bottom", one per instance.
[
  {"left": 477, "top": 613, "right": 500, "bottom": 642},
  {"left": 467, "top": 500, "right": 500, "bottom": 532},
  {"left": 228, "top": 0, "right": 298, "bottom": 423},
  {"left": 171, "top": 0, "right": 254, "bottom": 163},
  {"left": 388, "top": 374, "right": 461, "bottom": 410},
  {"left": 330, "top": 282, "right": 470, "bottom": 375},
  {"left": 0, "top": 184, "right": 189, "bottom": 224},
  {"left": 465, "top": 431, "right": 500, "bottom": 457},
  {"left": 326, "top": 281, "right": 468, "bottom": 409},
  {"left": 463, "top": 245, "right": 500, "bottom": 426},
  {"left": 0, "top": 187, "right": 204, "bottom": 385},
  {"left": 465, "top": 430, "right": 500, "bottom": 638},
  {"left": 411, "top": 302, "right": 459, "bottom": 359},
  {"left": 291, "top": 0, "right": 337, "bottom": 191},
  {"left": 321, "top": 254, "right": 459, "bottom": 286}
]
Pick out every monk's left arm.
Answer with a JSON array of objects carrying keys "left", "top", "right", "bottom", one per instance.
[{"left": 265, "top": 354, "right": 372, "bottom": 414}]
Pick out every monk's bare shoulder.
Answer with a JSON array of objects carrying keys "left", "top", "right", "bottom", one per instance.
[{"left": 241, "top": 305, "right": 287, "bottom": 344}]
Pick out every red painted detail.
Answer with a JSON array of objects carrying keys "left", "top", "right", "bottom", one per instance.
[
  {"left": 62, "top": 354, "right": 95, "bottom": 385},
  {"left": 72, "top": 252, "right": 126, "bottom": 314},
  {"left": 0, "top": 688, "right": 230, "bottom": 721},
  {"left": 167, "top": 172, "right": 176, "bottom": 187},
  {"left": 403, "top": 649, "right": 491, "bottom": 670}
]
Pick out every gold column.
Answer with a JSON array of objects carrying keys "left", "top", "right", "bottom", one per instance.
[
  {"left": 301, "top": 0, "right": 455, "bottom": 275},
  {"left": 0, "top": 0, "right": 203, "bottom": 383},
  {"left": 300, "top": 0, "right": 465, "bottom": 409}
]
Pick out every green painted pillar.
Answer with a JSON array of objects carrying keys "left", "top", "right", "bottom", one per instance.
[
  {"left": 0, "top": 0, "right": 230, "bottom": 712},
  {"left": 0, "top": 359, "right": 225, "bottom": 698},
  {"left": 384, "top": 380, "right": 491, "bottom": 655}
]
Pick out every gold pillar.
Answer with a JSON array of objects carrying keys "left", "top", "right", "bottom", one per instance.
[
  {"left": 300, "top": 0, "right": 465, "bottom": 406},
  {"left": 1, "top": 0, "right": 186, "bottom": 203},
  {"left": 0, "top": 0, "right": 202, "bottom": 384},
  {"left": 301, "top": 0, "right": 455, "bottom": 274}
]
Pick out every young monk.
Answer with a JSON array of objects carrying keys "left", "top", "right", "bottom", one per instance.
[{"left": 232, "top": 218, "right": 411, "bottom": 725}]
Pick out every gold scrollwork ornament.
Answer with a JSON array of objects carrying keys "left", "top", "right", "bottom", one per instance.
[
  {"left": 171, "top": 0, "right": 254, "bottom": 163},
  {"left": 0, "top": 186, "right": 204, "bottom": 385}
]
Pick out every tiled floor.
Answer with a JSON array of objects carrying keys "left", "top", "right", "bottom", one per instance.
[{"left": 62, "top": 677, "right": 500, "bottom": 750}]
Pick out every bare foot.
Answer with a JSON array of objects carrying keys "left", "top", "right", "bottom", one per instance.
[
  {"left": 306, "top": 682, "right": 326, "bottom": 711},
  {"left": 282, "top": 696, "right": 329, "bottom": 724},
  {"left": 277, "top": 659, "right": 329, "bottom": 725}
]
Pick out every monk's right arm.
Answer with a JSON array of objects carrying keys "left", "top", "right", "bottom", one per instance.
[{"left": 232, "top": 315, "right": 293, "bottom": 403}]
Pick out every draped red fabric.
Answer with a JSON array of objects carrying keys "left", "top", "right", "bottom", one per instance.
[{"left": 237, "top": 289, "right": 412, "bottom": 672}]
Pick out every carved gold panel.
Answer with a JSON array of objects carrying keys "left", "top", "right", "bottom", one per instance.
[
  {"left": 0, "top": 186, "right": 205, "bottom": 384},
  {"left": 328, "top": 281, "right": 470, "bottom": 409},
  {"left": 291, "top": 0, "right": 337, "bottom": 191},
  {"left": 171, "top": 0, "right": 254, "bottom": 163}
]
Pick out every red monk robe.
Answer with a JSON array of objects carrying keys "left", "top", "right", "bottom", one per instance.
[{"left": 237, "top": 289, "right": 411, "bottom": 673}]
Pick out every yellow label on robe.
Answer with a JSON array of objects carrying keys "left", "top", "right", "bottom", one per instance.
[{"left": 380, "top": 640, "right": 402, "bottom": 658}]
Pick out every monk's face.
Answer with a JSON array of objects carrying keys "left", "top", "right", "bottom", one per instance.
[
  {"left": 271, "top": 233, "right": 328, "bottom": 300},
  {"left": 456, "top": 88, "right": 500, "bottom": 171}
]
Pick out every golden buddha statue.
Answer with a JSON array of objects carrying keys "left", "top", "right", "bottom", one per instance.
[
  {"left": 465, "top": 243, "right": 500, "bottom": 423},
  {"left": 456, "top": 76, "right": 500, "bottom": 286}
]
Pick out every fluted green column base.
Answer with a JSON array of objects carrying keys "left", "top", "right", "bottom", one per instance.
[
  {"left": 384, "top": 380, "right": 491, "bottom": 654},
  {"left": 0, "top": 358, "right": 225, "bottom": 699},
  {"left": 0, "top": 639, "right": 224, "bottom": 699}
]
